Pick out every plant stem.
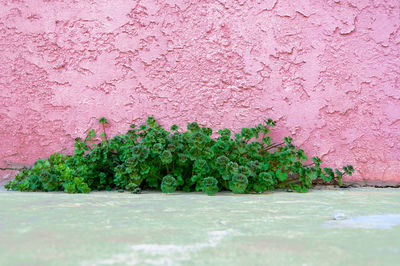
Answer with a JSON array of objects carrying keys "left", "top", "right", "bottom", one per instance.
[
  {"left": 0, "top": 166, "right": 31, "bottom": 171},
  {"left": 102, "top": 124, "right": 109, "bottom": 143},
  {"left": 265, "top": 142, "right": 284, "bottom": 150}
]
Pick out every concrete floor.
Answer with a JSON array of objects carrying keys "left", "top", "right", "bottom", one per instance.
[{"left": 0, "top": 188, "right": 399, "bottom": 265}]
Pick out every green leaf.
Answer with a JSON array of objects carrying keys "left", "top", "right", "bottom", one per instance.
[
  {"left": 161, "top": 150, "right": 173, "bottom": 165},
  {"left": 98, "top": 117, "right": 108, "bottom": 124},
  {"left": 202, "top": 177, "right": 218, "bottom": 196},
  {"left": 146, "top": 116, "right": 156, "bottom": 126},
  {"left": 276, "top": 170, "right": 288, "bottom": 182},
  {"left": 283, "top": 137, "right": 293, "bottom": 145},
  {"left": 241, "top": 128, "right": 253, "bottom": 140},
  {"left": 312, "top": 157, "right": 321, "bottom": 167},
  {"left": 289, "top": 184, "right": 308, "bottom": 193},
  {"left": 229, "top": 173, "right": 248, "bottom": 194},
  {"left": 262, "top": 136, "right": 271, "bottom": 145},
  {"left": 323, "top": 168, "right": 334, "bottom": 181},
  {"left": 170, "top": 124, "right": 179, "bottom": 131},
  {"left": 343, "top": 165, "right": 354, "bottom": 176},
  {"left": 297, "top": 149, "right": 308, "bottom": 161},
  {"left": 161, "top": 175, "right": 177, "bottom": 193},
  {"left": 253, "top": 183, "right": 267, "bottom": 193},
  {"left": 88, "top": 129, "right": 95, "bottom": 137}
]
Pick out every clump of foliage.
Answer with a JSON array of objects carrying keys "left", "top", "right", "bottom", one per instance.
[{"left": 5, "top": 117, "right": 354, "bottom": 195}]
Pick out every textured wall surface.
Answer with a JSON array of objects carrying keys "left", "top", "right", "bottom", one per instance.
[{"left": 0, "top": 0, "right": 399, "bottom": 184}]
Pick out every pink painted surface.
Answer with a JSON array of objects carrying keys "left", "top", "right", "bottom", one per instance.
[{"left": 1, "top": 0, "right": 399, "bottom": 184}]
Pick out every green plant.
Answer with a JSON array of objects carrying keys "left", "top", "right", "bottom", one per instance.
[{"left": 5, "top": 117, "right": 354, "bottom": 195}]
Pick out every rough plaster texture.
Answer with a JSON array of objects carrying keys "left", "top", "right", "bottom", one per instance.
[{"left": 0, "top": 0, "right": 399, "bottom": 184}]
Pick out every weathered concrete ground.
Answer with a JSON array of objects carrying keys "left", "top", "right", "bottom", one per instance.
[{"left": 0, "top": 188, "right": 399, "bottom": 265}]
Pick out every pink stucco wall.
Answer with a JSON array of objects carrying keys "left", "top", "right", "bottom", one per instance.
[{"left": 1, "top": 0, "right": 399, "bottom": 185}]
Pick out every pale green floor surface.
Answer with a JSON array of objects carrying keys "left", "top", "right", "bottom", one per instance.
[{"left": 0, "top": 188, "right": 399, "bottom": 266}]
